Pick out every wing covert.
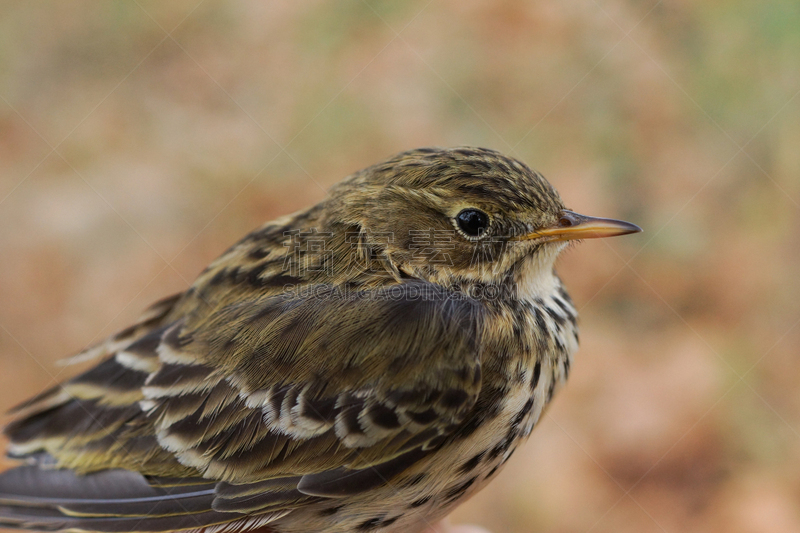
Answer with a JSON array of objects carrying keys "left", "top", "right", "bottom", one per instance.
[
  {"left": 2, "top": 281, "right": 485, "bottom": 524},
  {"left": 146, "top": 282, "right": 484, "bottom": 486}
]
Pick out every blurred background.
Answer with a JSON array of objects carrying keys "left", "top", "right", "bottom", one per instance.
[{"left": 0, "top": 1, "right": 798, "bottom": 532}]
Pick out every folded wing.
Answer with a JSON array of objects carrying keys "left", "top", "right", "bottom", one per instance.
[{"left": 1, "top": 282, "right": 483, "bottom": 531}]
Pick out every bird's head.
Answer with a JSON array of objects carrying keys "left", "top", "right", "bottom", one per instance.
[{"left": 324, "top": 147, "right": 640, "bottom": 296}]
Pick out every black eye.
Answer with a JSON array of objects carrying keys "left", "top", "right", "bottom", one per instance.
[{"left": 456, "top": 209, "right": 490, "bottom": 237}]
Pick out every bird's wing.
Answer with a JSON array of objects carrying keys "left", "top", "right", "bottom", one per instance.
[{"left": 1, "top": 281, "right": 483, "bottom": 531}]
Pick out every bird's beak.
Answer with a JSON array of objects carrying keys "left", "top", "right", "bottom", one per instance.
[{"left": 516, "top": 210, "right": 642, "bottom": 242}]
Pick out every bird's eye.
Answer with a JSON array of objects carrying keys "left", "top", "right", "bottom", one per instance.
[{"left": 455, "top": 209, "right": 490, "bottom": 237}]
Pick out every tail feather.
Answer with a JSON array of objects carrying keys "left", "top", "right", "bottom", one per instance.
[
  {"left": 0, "top": 466, "right": 253, "bottom": 533},
  {"left": 0, "top": 506, "right": 243, "bottom": 533}
]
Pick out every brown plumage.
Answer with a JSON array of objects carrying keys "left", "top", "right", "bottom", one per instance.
[{"left": 0, "top": 147, "right": 640, "bottom": 533}]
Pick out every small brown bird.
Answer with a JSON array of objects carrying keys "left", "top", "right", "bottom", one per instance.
[{"left": 0, "top": 147, "right": 640, "bottom": 533}]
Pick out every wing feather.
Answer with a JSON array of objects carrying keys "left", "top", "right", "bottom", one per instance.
[{"left": 2, "top": 281, "right": 484, "bottom": 529}]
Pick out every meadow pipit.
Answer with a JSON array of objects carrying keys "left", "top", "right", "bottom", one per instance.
[{"left": 0, "top": 147, "right": 640, "bottom": 533}]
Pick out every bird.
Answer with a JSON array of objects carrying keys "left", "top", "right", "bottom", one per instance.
[{"left": 0, "top": 146, "right": 641, "bottom": 533}]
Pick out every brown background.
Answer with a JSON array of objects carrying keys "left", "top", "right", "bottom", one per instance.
[{"left": 1, "top": 2, "right": 799, "bottom": 532}]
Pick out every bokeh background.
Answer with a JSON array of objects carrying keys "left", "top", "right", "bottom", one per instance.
[{"left": 1, "top": 1, "right": 798, "bottom": 532}]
